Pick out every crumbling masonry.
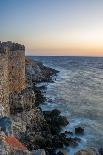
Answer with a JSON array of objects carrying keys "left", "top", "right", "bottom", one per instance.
[{"left": 0, "top": 41, "right": 34, "bottom": 115}]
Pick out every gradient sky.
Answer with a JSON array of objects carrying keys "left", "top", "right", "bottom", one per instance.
[{"left": 0, "top": 0, "right": 103, "bottom": 56}]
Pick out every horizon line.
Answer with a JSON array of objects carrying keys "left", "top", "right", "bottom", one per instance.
[{"left": 26, "top": 55, "right": 103, "bottom": 58}]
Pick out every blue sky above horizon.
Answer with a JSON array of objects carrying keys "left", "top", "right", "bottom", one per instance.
[{"left": 0, "top": 0, "right": 103, "bottom": 56}]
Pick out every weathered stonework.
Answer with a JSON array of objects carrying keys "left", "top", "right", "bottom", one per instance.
[
  {"left": 0, "top": 42, "right": 26, "bottom": 115},
  {"left": 0, "top": 52, "right": 9, "bottom": 115},
  {"left": 8, "top": 50, "right": 25, "bottom": 93},
  {"left": 9, "top": 88, "right": 35, "bottom": 114}
]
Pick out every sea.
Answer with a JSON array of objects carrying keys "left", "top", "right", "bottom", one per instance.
[{"left": 31, "top": 56, "right": 103, "bottom": 154}]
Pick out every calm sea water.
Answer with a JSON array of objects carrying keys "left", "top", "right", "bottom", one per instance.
[{"left": 31, "top": 56, "right": 103, "bottom": 154}]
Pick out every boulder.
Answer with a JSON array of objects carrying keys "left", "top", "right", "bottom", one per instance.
[{"left": 75, "top": 127, "right": 84, "bottom": 134}]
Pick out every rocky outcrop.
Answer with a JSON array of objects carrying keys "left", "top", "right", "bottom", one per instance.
[{"left": 25, "top": 57, "right": 59, "bottom": 85}]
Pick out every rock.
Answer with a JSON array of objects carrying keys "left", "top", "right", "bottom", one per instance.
[
  {"left": 52, "top": 135, "right": 63, "bottom": 148},
  {"left": 50, "top": 109, "right": 61, "bottom": 117},
  {"left": 25, "top": 57, "right": 59, "bottom": 84},
  {"left": 57, "top": 151, "right": 64, "bottom": 155},
  {"left": 43, "top": 109, "right": 69, "bottom": 136},
  {"left": 75, "top": 127, "right": 84, "bottom": 134},
  {"left": 65, "top": 130, "right": 73, "bottom": 135},
  {"left": 99, "top": 148, "right": 103, "bottom": 155},
  {"left": 32, "top": 85, "right": 46, "bottom": 106},
  {"left": 75, "top": 148, "right": 100, "bottom": 155},
  {"left": 64, "top": 137, "right": 78, "bottom": 147}
]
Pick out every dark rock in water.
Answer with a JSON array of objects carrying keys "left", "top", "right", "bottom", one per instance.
[
  {"left": 56, "top": 115, "right": 69, "bottom": 127},
  {"left": 32, "top": 85, "right": 46, "bottom": 106},
  {"left": 65, "top": 130, "right": 73, "bottom": 135},
  {"left": 43, "top": 109, "right": 69, "bottom": 135},
  {"left": 75, "top": 127, "right": 84, "bottom": 134},
  {"left": 64, "top": 137, "right": 78, "bottom": 147},
  {"left": 57, "top": 151, "right": 64, "bottom": 155},
  {"left": 38, "top": 85, "right": 47, "bottom": 90},
  {"left": 50, "top": 109, "right": 61, "bottom": 117},
  {"left": 99, "top": 148, "right": 103, "bottom": 155}
]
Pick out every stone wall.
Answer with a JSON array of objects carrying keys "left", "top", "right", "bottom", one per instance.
[
  {"left": 9, "top": 88, "right": 35, "bottom": 114},
  {"left": 0, "top": 52, "right": 9, "bottom": 115},
  {"left": 8, "top": 50, "right": 25, "bottom": 93},
  {"left": 0, "top": 42, "right": 26, "bottom": 115}
]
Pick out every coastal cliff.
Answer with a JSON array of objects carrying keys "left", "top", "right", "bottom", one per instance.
[{"left": 0, "top": 42, "right": 102, "bottom": 155}]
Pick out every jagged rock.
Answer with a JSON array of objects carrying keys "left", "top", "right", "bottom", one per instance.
[
  {"left": 75, "top": 127, "right": 84, "bottom": 134},
  {"left": 64, "top": 130, "right": 73, "bottom": 135},
  {"left": 43, "top": 109, "right": 64, "bottom": 132},
  {"left": 32, "top": 85, "right": 46, "bottom": 106},
  {"left": 75, "top": 148, "right": 100, "bottom": 155},
  {"left": 25, "top": 57, "right": 59, "bottom": 85}
]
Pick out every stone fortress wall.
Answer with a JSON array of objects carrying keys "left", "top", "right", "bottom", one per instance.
[
  {"left": 0, "top": 51, "right": 9, "bottom": 114},
  {"left": 0, "top": 41, "right": 26, "bottom": 115},
  {"left": 8, "top": 49, "right": 25, "bottom": 93}
]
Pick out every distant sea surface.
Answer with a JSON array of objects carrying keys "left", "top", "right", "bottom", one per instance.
[{"left": 31, "top": 56, "right": 103, "bottom": 154}]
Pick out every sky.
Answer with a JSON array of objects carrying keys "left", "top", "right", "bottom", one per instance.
[{"left": 0, "top": 0, "right": 103, "bottom": 56}]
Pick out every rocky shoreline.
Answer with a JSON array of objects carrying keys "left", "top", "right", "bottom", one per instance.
[
  {"left": 0, "top": 57, "right": 102, "bottom": 155},
  {"left": 19, "top": 57, "right": 100, "bottom": 155}
]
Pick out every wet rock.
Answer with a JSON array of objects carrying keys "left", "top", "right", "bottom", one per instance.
[
  {"left": 64, "top": 137, "right": 78, "bottom": 147},
  {"left": 75, "top": 148, "right": 100, "bottom": 155},
  {"left": 57, "top": 151, "right": 64, "bottom": 155},
  {"left": 50, "top": 109, "right": 61, "bottom": 117},
  {"left": 43, "top": 109, "right": 69, "bottom": 135},
  {"left": 65, "top": 130, "right": 73, "bottom": 135},
  {"left": 32, "top": 85, "right": 46, "bottom": 106},
  {"left": 75, "top": 127, "right": 84, "bottom": 134},
  {"left": 99, "top": 148, "right": 103, "bottom": 155}
]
